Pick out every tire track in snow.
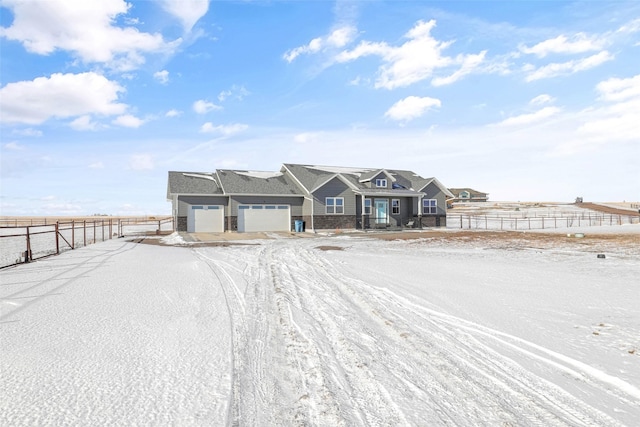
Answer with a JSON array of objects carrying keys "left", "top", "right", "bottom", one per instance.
[{"left": 310, "top": 244, "right": 625, "bottom": 426}]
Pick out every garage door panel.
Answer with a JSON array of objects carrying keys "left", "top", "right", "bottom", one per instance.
[
  {"left": 188, "top": 205, "right": 224, "bottom": 232},
  {"left": 238, "top": 204, "right": 290, "bottom": 232}
]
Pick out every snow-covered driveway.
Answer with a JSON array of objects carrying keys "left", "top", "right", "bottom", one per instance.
[{"left": 2, "top": 234, "right": 639, "bottom": 426}]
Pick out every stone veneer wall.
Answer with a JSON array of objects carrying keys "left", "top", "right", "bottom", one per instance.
[
  {"left": 312, "top": 215, "right": 357, "bottom": 230},
  {"left": 177, "top": 216, "right": 187, "bottom": 231},
  {"left": 420, "top": 215, "right": 446, "bottom": 227}
]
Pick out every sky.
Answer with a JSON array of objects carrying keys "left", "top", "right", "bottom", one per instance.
[{"left": 1, "top": 0, "right": 639, "bottom": 216}]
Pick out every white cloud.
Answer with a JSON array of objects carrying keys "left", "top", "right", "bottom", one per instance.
[
  {"left": 0, "top": 72, "right": 127, "bottom": 124},
  {"left": 165, "top": 109, "right": 182, "bottom": 117},
  {"left": 294, "top": 132, "right": 322, "bottom": 143},
  {"left": 89, "top": 161, "right": 104, "bottom": 169},
  {"left": 160, "top": 0, "right": 209, "bottom": 32},
  {"left": 153, "top": 70, "right": 169, "bottom": 84},
  {"left": 0, "top": 0, "right": 176, "bottom": 71},
  {"left": 284, "top": 25, "right": 357, "bottom": 62},
  {"left": 11, "top": 128, "right": 42, "bottom": 137},
  {"left": 200, "top": 122, "right": 248, "bottom": 135},
  {"left": 432, "top": 51, "right": 487, "bottom": 86},
  {"left": 530, "top": 94, "right": 555, "bottom": 106},
  {"left": 568, "top": 74, "right": 640, "bottom": 149},
  {"left": 520, "top": 33, "right": 605, "bottom": 57},
  {"left": 218, "top": 85, "right": 250, "bottom": 102},
  {"left": 113, "top": 114, "right": 145, "bottom": 128},
  {"left": 524, "top": 51, "right": 614, "bottom": 82},
  {"left": 335, "top": 20, "right": 484, "bottom": 89},
  {"left": 494, "top": 106, "right": 562, "bottom": 127},
  {"left": 4, "top": 141, "right": 25, "bottom": 150},
  {"left": 70, "top": 115, "right": 101, "bottom": 131},
  {"left": 129, "top": 153, "right": 154, "bottom": 170},
  {"left": 384, "top": 96, "right": 441, "bottom": 123},
  {"left": 595, "top": 74, "right": 640, "bottom": 102},
  {"left": 193, "top": 99, "right": 222, "bottom": 114}
]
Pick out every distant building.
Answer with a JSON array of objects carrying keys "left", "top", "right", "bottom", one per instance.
[{"left": 448, "top": 188, "right": 489, "bottom": 203}]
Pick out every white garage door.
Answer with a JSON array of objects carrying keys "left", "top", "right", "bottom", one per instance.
[
  {"left": 187, "top": 205, "right": 224, "bottom": 232},
  {"left": 237, "top": 205, "right": 290, "bottom": 232}
]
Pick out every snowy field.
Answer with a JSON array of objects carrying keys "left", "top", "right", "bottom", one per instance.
[{"left": 1, "top": 228, "right": 639, "bottom": 426}]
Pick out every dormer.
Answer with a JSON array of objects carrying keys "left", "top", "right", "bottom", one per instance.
[{"left": 359, "top": 169, "right": 396, "bottom": 189}]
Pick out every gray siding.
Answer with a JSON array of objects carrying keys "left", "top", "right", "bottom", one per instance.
[
  {"left": 312, "top": 177, "right": 355, "bottom": 215},
  {"left": 178, "top": 196, "right": 228, "bottom": 216},
  {"left": 421, "top": 182, "right": 448, "bottom": 216}
]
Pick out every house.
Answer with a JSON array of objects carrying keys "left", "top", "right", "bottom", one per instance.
[
  {"left": 448, "top": 188, "right": 489, "bottom": 203},
  {"left": 167, "top": 164, "right": 453, "bottom": 232}
]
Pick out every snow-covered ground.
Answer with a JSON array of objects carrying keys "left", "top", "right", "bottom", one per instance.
[{"left": 1, "top": 230, "right": 639, "bottom": 426}]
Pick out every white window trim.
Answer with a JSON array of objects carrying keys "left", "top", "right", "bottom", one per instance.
[
  {"left": 326, "top": 197, "right": 345, "bottom": 215},
  {"left": 391, "top": 199, "right": 400, "bottom": 215},
  {"left": 422, "top": 199, "right": 437, "bottom": 215},
  {"left": 375, "top": 178, "right": 387, "bottom": 188}
]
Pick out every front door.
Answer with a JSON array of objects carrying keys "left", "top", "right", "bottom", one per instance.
[{"left": 374, "top": 199, "right": 388, "bottom": 224}]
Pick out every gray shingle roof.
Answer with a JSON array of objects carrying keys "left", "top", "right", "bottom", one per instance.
[
  {"left": 168, "top": 164, "right": 450, "bottom": 198},
  {"left": 216, "top": 169, "right": 303, "bottom": 195},
  {"left": 167, "top": 171, "right": 222, "bottom": 198}
]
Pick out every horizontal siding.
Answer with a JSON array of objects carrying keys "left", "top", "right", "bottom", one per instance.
[
  {"left": 178, "top": 196, "right": 228, "bottom": 216},
  {"left": 421, "top": 182, "right": 447, "bottom": 216},
  {"left": 313, "top": 177, "right": 355, "bottom": 215}
]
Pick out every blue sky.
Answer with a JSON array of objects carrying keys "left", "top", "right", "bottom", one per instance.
[{"left": 1, "top": 0, "right": 639, "bottom": 216}]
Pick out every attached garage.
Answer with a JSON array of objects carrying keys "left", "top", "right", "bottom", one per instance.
[
  {"left": 187, "top": 205, "right": 224, "bottom": 232},
  {"left": 237, "top": 204, "right": 290, "bottom": 232}
]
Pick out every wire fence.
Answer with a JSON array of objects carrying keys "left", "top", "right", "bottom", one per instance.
[
  {"left": 0, "top": 217, "right": 173, "bottom": 269},
  {"left": 448, "top": 213, "right": 639, "bottom": 231}
]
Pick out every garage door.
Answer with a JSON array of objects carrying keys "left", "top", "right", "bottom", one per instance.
[
  {"left": 187, "top": 205, "right": 224, "bottom": 232},
  {"left": 237, "top": 205, "right": 290, "bottom": 232}
]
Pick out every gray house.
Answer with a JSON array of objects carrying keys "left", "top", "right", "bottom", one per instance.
[{"left": 167, "top": 164, "right": 453, "bottom": 233}]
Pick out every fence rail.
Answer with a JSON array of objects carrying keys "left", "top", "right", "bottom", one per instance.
[
  {"left": 0, "top": 217, "right": 173, "bottom": 269},
  {"left": 448, "top": 213, "right": 639, "bottom": 231}
]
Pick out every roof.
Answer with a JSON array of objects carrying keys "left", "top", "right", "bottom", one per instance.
[
  {"left": 216, "top": 169, "right": 303, "bottom": 195},
  {"left": 168, "top": 164, "right": 451, "bottom": 199},
  {"left": 167, "top": 171, "right": 223, "bottom": 198},
  {"left": 449, "top": 188, "right": 489, "bottom": 197}
]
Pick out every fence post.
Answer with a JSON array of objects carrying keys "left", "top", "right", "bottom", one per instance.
[
  {"left": 102, "top": 220, "right": 105, "bottom": 242},
  {"left": 55, "top": 222, "right": 60, "bottom": 255},
  {"left": 72, "top": 220, "right": 75, "bottom": 249},
  {"left": 93, "top": 221, "right": 96, "bottom": 244},
  {"left": 84, "top": 220, "right": 87, "bottom": 247},
  {"left": 109, "top": 219, "right": 112, "bottom": 239},
  {"left": 25, "top": 226, "right": 31, "bottom": 262}
]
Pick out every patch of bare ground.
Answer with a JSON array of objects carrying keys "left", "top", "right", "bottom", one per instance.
[
  {"left": 578, "top": 202, "right": 640, "bottom": 216},
  {"left": 134, "top": 238, "right": 257, "bottom": 248},
  {"left": 359, "top": 230, "right": 640, "bottom": 255},
  {"left": 316, "top": 246, "right": 345, "bottom": 251}
]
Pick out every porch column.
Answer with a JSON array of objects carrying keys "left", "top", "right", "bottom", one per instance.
[
  {"left": 361, "top": 194, "right": 366, "bottom": 231},
  {"left": 418, "top": 195, "right": 423, "bottom": 229}
]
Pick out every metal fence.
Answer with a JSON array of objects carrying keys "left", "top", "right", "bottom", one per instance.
[
  {"left": 0, "top": 217, "right": 173, "bottom": 269},
  {"left": 448, "top": 213, "right": 639, "bottom": 231}
]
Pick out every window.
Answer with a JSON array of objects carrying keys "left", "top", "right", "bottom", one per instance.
[
  {"left": 392, "top": 199, "right": 400, "bottom": 215},
  {"left": 364, "top": 198, "right": 371, "bottom": 215},
  {"left": 375, "top": 178, "right": 387, "bottom": 188},
  {"left": 192, "top": 205, "right": 204, "bottom": 209},
  {"left": 422, "top": 199, "right": 437, "bottom": 215},
  {"left": 326, "top": 197, "right": 344, "bottom": 214}
]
